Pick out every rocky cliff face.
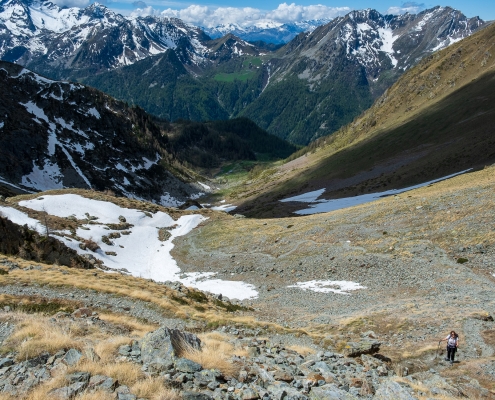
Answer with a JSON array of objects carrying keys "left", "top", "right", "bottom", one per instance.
[{"left": 0, "top": 61, "right": 199, "bottom": 205}]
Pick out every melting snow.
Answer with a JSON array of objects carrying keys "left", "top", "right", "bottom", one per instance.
[
  {"left": 0, "top": 206, "right": 43, "bottom": 232},
  {"left": 17, "top": 194, "right": 257, "bottom": 300},
  {"left": 211, "top": 204, "right": 237, "bottom": 212},
  {"left": 85, "top": 107, "right": 101, "bottom": 119},
  {"left": 281, "top": 189, "right": 326, "bottom": 203},
  {"left": 281, "top": 169, "right": 472, "bottom": 215},
  {"left": 198, "top": 182, "right": 211, "bottom": 190},
  {"left": 378, "top": 27, "right": 398, "bottom": 67},
  {"left": 288, "top": 280, "right": 366, "bottom": 295},
  {"left": 160, "top": 194, "right": 184, "bottom": 207}
]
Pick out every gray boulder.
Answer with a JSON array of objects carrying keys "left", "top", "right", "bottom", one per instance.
[
  {"left": 48, "top": 381, "right": 87, "bottom": 399},
  {"left": 61, "top": 349, "right": 82, "bottom": 366},
  {"left": 342, "top": 341, "right": 381, "bottom": 357},
  {"left": 309, "top": 384, "right": 358, "bottom": 400},
  {"left": 66, "top": 372, "right": 90, "bottom": 384},
  {"left": 176, "top": 358, "right": 202, "bottom": 373},
  {"left": 267, "top": 382, "right": 308, "bottom": 400},
  {"left": 374, "top": 380, "right": 416, "bottom": 400},
  {"left": 88, "top": 375, "right": 119, "bottom": 392},
  {"left": 140, "top": 327, "right": 201, "bottom": 366},
  {"left": 182, "top": 391, "right": 213, "bottom": 400}
]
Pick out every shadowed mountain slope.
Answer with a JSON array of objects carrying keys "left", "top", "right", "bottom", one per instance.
[{"left": 232, "top": 22, "right": 495, "bottom": 217}]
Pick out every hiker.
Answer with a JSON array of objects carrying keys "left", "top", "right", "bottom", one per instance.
[{"left": 440, "top": 330, "right": 459, "bottom": 364}]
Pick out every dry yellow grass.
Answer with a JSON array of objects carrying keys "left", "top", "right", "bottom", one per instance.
[
  {"left": 286, "top": 345, "right": 316, "bottom": 356},
  {"left": 132, "top": 377, "right": 181, "bottom": 400},
  {"left": 98, "top": 313, "right": 157, "bottom": 336},
  {"left": 0, "top": 259, "right": 292, "bottom": 334},
  {"left": 4, "top": 314, "right": 80, "bottom": 360},
  {"left": 180, "top": 332, "right": 241, "bottom": 377}
]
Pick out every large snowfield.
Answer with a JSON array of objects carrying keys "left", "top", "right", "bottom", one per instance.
[{"left": 2, "top": 194, "right": 258, "bottom": 300}]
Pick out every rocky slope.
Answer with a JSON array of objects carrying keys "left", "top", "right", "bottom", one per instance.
[
  {"left": 0, "top": 0, "right": 211, "bottom": 80},
  {"left": 0, "top": 164, "right": 494, "bottom": 398}
]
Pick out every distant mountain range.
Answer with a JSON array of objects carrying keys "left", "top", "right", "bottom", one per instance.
[
  {"left": 202, "top": 20, "right": 331, "bottom": 44},
  {"left": 0, "top": 0, "right": 486, "bottom": 145}
]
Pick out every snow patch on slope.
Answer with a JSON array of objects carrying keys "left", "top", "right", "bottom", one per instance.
[
  {"left": 17, "top": 194, "right": 258, "bottom": 299},
  {"left": 289, "top": 280, "right": 366, "bottom": 294},
  {"left": 281, "top": 169, "right": 472, "bottom": 215}
]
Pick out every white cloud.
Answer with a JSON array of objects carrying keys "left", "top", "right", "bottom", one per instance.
[
  {"left": 132, "top": 2, "right": 350, "bottom": 28},
  {"left": 386, "top": 2, "right": 426, "bottom": 15}
]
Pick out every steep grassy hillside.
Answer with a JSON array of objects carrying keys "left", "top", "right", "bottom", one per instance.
[{"left": 232, "top": 22, "right": 495, "bottom": 217}]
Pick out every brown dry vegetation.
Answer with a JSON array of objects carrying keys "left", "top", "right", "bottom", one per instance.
[
  {"left": 0, "top": 309, "right": 241, "bottom": 399},
  {"left": 180, "top": 332, "right": 242, "bottom": 377}
]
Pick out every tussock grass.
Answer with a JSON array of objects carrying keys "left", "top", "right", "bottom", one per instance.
[
  {"left": 98, "top": 312, "right": 157, "bottom": 336},
  {"left": 68, "top": 359, "right": 144, "bottom": 386},
  {"left": 181, "top": 332, "right": 241, "bottom": 377},
  {"left": 4, "top": 314, "right": 81, "bottom": 360},
  {"left": 132, "top": 377, "right": 181, "bottom": 400},
  {"left": 93, "top": 336, "right": 135, "bottom": 363}
]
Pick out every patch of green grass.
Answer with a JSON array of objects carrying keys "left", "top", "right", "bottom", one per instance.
[
  {"left": 0, "top": 301, "right": 74, "bottom": 315},
  {"left": 242, "top": 57, "right": 262, "bottom": 68},
  {"left": 213, "top": 71, "right": 256, "bottom": 82},
  {"left": 186, "top": 291, "right": 208, "bottom": 303},
  {"left": 457, "top": 257, "right": 469, "bottom": 264},
  {"left": 213, "top": 299, "right": 252, "bottom": 313}
]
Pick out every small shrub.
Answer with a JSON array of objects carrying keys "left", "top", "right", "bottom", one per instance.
[
  {"left": 186, "top": 291, "right": 208, "bottom": 303},
  {"left": 0, "top": 269, "right": 8, "bottom": 275},
  {"left": 83, "top": 238, "right": 100, "bottom": 252},
  {"left": 213, "top": 300, "right": 251, "bottom": 312},
  {"left": 457, "top": 257, "right": 468, "bottom": 264}
]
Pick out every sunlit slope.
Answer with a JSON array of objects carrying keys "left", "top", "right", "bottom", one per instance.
[{"left": 235, "top": 22, "right": 495, "bottom": 218}]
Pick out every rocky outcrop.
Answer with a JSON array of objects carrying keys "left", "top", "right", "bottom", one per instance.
[
  {"left": 343, "top": 341, "right": 381, "bottom": 358},
  {"left": 140, "top": 326, "right": 201, "bottom": 366}
]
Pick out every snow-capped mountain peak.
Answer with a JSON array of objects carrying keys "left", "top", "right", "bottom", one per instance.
[{"left": 0, "top": 0, "right": 210, "bottom": 76}]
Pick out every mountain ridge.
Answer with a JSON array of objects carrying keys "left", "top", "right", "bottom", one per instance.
[{"left": 229, "top": 20, "right": 495, "bottom": 217}]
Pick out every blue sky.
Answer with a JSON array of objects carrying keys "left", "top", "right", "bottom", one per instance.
[{"left": 59, "top": 0, "right": 495, "bottom": 24}]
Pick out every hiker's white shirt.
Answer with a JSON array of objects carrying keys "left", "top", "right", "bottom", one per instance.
[{"left": 446, "top": 335, "right": 458, "bottom": 347}]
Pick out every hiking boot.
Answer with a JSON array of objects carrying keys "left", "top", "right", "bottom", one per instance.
[{"left": 444, "top": 358, "right": 450, "bottom": 361}]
